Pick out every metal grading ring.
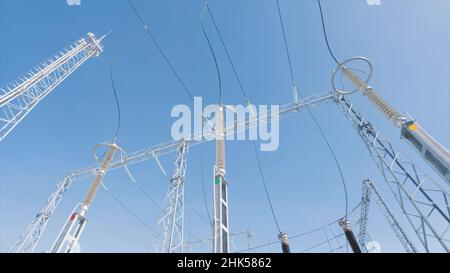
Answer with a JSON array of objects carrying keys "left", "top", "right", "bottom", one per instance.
[
  {"left": 92, "top": 141, "right": 127, "bottom": 165},
  {"left": 331, "top": 57, "right": 373, "bottom": 95}
]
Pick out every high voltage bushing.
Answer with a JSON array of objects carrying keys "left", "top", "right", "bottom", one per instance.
[
  {"left": 278, "top": 232, "right": 291, "bottom": 253},
  {"left": 332, "top": 57, "right": 405, "bottom": 127},
  {"left": 332, "top": 57, "right": 450, "bottom": 184},
  {"left": 213, "top": 105, "right": 230, "bottom": 253},
  {"left": 50, "top": 142, "right": 126, "bottom": 253},
  {"left": 339, "top": 219, "right": 362, "bottom": 253}
]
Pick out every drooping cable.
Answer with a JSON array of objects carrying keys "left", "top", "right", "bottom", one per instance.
[
  {"left": 205, "top": 1, "right": 283, "bottom": 235},
  {"left": 317, "top": 0, "right": 339, "bottom": 64},
  {"left": 205, "top": 4, "right": 250, "bottom": 103},
  {"left": 275, "top": 0, "right": 349, "bottom": 220},
  {"left": 123, "top": 165, "right": 161, "bottom": 210},
  {"left": 234, "top": 218, "right": 338, "bottom": 253},
  {"left": 110, "top": 30, "right": 145, "bottom": 141},
  {"left": 275, "top": 0, "right": 295, "bottom": 83},
  {"left": 127, "top": 0, "right": 212, "bottom": 128},
  {"left": 101, "top": 183, "right": 155, "bottom": 232},
  {"left": 127, "top": 0, "right": 195, "bottom": 101},
  {"left": 201, "top": 1, "right": 223, "bottom": 104},
  {"left": 234, "top": 198, "right": 363, "bottom": 253},
  {"left": 253, "top": 142, "right": 282, "bottom": 233},
  {"left": 298, "top": 233, "right": 345, "bottom": 253}
]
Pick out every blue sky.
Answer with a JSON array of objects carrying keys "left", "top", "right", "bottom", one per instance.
[{"left": 0, "top": 0, "right": 449, "bottom": 252}]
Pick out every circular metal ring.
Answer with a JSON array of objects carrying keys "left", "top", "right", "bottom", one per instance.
[
  {"left": 92, "top": 142, "right": 127, "bottom": 165},
  {"left": 331, "top": 57, "right": 373, "bottom": 95}
]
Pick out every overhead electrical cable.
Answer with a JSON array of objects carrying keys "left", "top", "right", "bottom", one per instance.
[
  {"left": 205, "top": 1, "right": 284, "bottom": 235},
  {"left": 234, "top": 200, "right": 362, "bottom": 253},
  {"left": 128, "top": 0, "right": 195, "bottom": 101},
  {"left": 201, "top": 1, "right": 223, "bottom": 104},
  {"left": 205, "top": 4, "right": 250, "bottom": 103},
  {"left": 127, "top": 0, "right": 212, "bottom": 127},
  {"left": 109, "top": 29, "right": 145, "bottom": 141},
  {"left": 275, "top": 0, "right": 349, "bottom": 220},
  {"left": 101, "top": 183, "right": 156, "bottom": 233},
  {"left": 253, "top": 142, "right": 282, "bottom": 233},
  {"left": 123, "top": 165, "right": 162, "bottom": 210},
  {"left": 317, "top": 0, "right": 340, "bottom": 64}
]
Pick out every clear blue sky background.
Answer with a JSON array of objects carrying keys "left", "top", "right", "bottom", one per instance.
[{"left": 0, "top": 0, "right": 449, "bottom": 253}]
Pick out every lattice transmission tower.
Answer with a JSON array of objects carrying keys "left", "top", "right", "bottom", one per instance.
[{"left": 0, "top": 32, "right": 106, "bottom": 142}]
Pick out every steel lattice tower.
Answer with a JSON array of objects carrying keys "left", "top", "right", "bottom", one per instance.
[
  {"left": 152, "top": 140, "right": 189, "bottom": 253},
  {"left": 359, "top": 178, "right": 417, "bottom": 253},
  {"left": 336, "top": 95, "right": 450, "bottom": 252},
  {"left": 0, "top": 32, "right": 106, "bottom": 142}
]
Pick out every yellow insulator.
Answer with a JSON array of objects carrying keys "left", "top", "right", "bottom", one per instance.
[
  {"left": 342, "top": 67, "right": 405, "bottom": 127},
  {"left": 83, "top": 144, "right": 117, "bottom": 206},
  {"left": 215, "top": 106, "right": 225, "bottom": 175}
]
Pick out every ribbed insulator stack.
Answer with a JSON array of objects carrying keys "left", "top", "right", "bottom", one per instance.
[
  {"left": 83, "top": 145, "right": 117, "bottom": 206},
  {"left": 215, "top": 106, "right": 225, "bottom": 176},
  {"left": 342, "top": 66, "right": 405, "bottom": 127}
]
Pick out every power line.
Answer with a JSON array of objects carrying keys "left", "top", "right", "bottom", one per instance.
[
  {"left": 123, "top": 165, "right": 161, "bottom": 210},
  {"left": 205, "top": 1, "right": 283, "bottom": 235},
  {"left": 206, "top": 4, "right": 250, "bottom": 102},
  {"left": 275, "top": 0, "right": 349, "bottom": 220},
  {"left": 127, "top": 0, "right": 214, "bottom": 129},
  {"left": 253, "top": 142, "right": 282, "bottom": 233},
  {"left": 101, "top": 183, "right": 156, "bottom": 233},
  {"left": 234, "top": 218, "right": 339, "bottom": 253},
  {"left": 298, "top": 233, "right": 345, "bottom": 253},
  {"left": 201, "top": 1, "right": 223, "bottom": 104},
  {"left": 110, "top": 30, "right": 145, "bottom": 141},
  {"left": 317, "top": 0, "right": 340, "bottom": 64},
  {"left": 127, "top": 0, "right": 196, "bottom": 101},
  {"left": 275, "top": 0, "right": 295, "bottom": 84}
]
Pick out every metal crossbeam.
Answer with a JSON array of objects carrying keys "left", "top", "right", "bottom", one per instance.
[{"left": 9, "top": 91, "right": 334, "bottom": 253}]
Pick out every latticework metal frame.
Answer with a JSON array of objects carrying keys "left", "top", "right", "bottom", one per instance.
[
  {"left": 0, "top": 32, "right": 105, "bottom": 142},
  {"left": 336, "top": 95, "right": 450, "bottom": 252}
]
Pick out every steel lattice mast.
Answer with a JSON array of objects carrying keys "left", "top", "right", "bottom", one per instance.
[
  {"left": 360, "top": 178, "right": 417, "bottom": 253},
  {"left": 357, "top": 179, "right": 371, "bottom": 252},
  {"left": 9, "top": 91, "right": 334, "bottom": 253},
  {"left": 336, "top": 95, "right": 450, "bottom": 252},
  {"left": 8, "top": 173, "right": 77, "bottom": 253},
  {"left": 152, "top": 140, "right": 189, "bottom": 253},
  {"left": 0, "top": 32, "right": 106, "bottom": 142}
]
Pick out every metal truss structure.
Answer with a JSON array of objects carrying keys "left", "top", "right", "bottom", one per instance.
[
  {"left": 185, "top": 230, "right": 255, "bottom": 253},
  {"left": 0, "top": 32, "right": 106, "bottom": 142},
  {"left": 357, "top": 179, "right": 371, "bottom": 252},
  {"left": 9, "top": 91, "right": 335, "bottom": 253},
  {"left": 152, "top": 140, "right": 189, "bottom": 253},
  {"left": 9, "top": 174, "right": 77, "bottom": 253},
  {"left": 10, "top": 89, "right": 450, "bottom": 253},
  {"left": 336, "top": 95, "right": 450, "bottom": 253},
  {"left": 359, "top": 178, "right": 417, "bottom": 253}
]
